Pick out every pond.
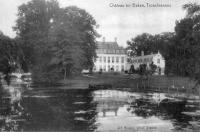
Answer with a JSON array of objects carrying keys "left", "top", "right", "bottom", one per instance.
[{"left": 0, "top": 83, "right": 200, "bottom": 132}]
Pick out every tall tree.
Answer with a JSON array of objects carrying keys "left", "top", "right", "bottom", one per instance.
[
  {"left": 0, "top": 33, "right": 23, "bottom": 74},
  {"left": 127, "top": 33, "right": 155, "bottom": 56},
  {"left": 14, "top": 0, "right": 99, "bottom": 82},
  {"left": 168, "top": 2, "right": 200, "bottom": 78},
  {"left": 127, "top": 32, "right": 174, "bottom": 58}
]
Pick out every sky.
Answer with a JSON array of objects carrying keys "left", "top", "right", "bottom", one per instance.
[{"left": 0, "top": 0, "right": 198, "bottom": 47}]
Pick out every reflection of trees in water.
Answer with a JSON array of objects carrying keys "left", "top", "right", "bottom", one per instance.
[
  {"left": 127, "top": 97, "right": 198, "bottom": 129},
  {"left": 129, "top": 97, "right": 187, "bottom": 117},
  {"left": 128, "top": 98, "right": 159, "bottom": 118},
  {"left": 0, "top": 86, "right": 27, "bottom": 131},
  {"left": 19, "top": 89, "right": 97, "bottom": 131}
]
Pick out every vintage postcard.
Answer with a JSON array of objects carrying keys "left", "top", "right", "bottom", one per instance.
[{"left": 0, "top": 0, "right": 200, "bottom": 131}]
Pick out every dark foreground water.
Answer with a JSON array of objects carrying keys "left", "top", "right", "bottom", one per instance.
[{"left": 0, "top": 83, "right": 200, "bottom": 132}]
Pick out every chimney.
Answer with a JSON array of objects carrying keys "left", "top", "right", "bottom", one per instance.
[
  {"left": 114, "top": 37, "right": 117, "bottom": 42},
  {"left": 141, "top": 51, "right": 144, "bottom": 56},
  {"left": 103, "top": 37, "right": 105, "bottom": 42}
]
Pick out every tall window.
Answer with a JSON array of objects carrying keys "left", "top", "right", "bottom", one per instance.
[
  {"left": 116, "top": 57, "right": 119, "bottom": 63},
  {"left": 121, "top": 65, "right": 124, "bottom": 71},
  {"left": 116, "top": 66, "right": 119, "bottom": 71},
  {"left": 121, "top": 57, "right": 124, "bottom": 63},
  {"left": 104, "top": 57, "right": 106, "bottom": 63},
  {"left": 127, "top": 58, "right": 129, "bottom": 63},
  {"left": 103, "top": 65, "right": 106, "bottom": 71},
  {"left": 108, "top": 65, "right": 110, "bottom": 71},
  {"left": 99, "top": 56, "right": 102, "bottom": 62},
  {"left": 99, "top": 65, "right": 102, "bottom": 70},
  {"left": 108, "top": 57, "right": 110, "bottom": 63},
  {"left": 112, "top": 56, "right": 114, "bottom": 63}
]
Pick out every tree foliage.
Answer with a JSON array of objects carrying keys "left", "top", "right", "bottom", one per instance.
[
  {"left": 127, "top": 2, "right": 200, "bottom": 82},
  {"left": 0, "top": 33, "right": 23, "bottom": 74},
  {"left": 166, "top": 3, "right": 200, "bottom": 78},
  {"left": 14, "top": 0, "right": 99, "bottom": 82},
  {"left": 149, "top": 62, "right": 157, "bottom": 75},
  {"left": 127, "top": 32, "right": 174, "bottom": 57}
]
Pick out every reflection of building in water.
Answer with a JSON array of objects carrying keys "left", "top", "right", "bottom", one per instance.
[
  {"left": 93, "top": 90, "right": 136, "bottom": 117},
  {"left": 97, "top": 100, "right": 124, "bottom": 117}
]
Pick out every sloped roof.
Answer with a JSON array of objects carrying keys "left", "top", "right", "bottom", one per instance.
[{"left": 97, "top": 41, "right": 124, "bottom": 50}]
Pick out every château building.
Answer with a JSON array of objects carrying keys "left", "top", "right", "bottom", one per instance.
[
  {"left": 93, "top": 37, "right": 165, "bottom": 75},
  {"left": 93, "top": 38, "right": 127, "bottom": 72},
  {"left": 126, "top": 51, "right": 165, "bottom": 75}
]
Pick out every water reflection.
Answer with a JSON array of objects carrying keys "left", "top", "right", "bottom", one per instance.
[
  {"left": 0, "top": 84, "right": 27, "bottom": 131},
  {"left": 0, "top": 84, "right": 200, "bottom": 131},
  {"left": 93, "top": 90, "right": 200, "bottom": 131}
]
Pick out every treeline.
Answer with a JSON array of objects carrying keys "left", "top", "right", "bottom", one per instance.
[
  {"left": 127, "top": 3, "right": 200, "bottom": 81},
  {"left": 0, "top": 0, "right": 99, "bottom": 82},
  {"left": 0, "top": 32, "right": 25, "bottom": 74}
]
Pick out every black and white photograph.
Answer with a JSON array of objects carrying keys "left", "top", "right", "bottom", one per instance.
[{"left": 0, "top": 0, "right": 200, "bottom": 131}]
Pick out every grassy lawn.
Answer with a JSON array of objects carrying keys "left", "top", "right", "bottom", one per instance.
[
  {"left": 59, "top": 72, "right": 130, "bottom": 89},
  {"left": 58, "top": 72, "right": 200, "bottom": 97}
]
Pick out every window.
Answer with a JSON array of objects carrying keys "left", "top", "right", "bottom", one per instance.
[
  {"left": 99, "top": 56, "right": 102, "bottom": 62},
  {"left": 116, "top": 57, "right": 119, "bottom": 63},
  {"left": 99, "top": 65, "right": 102, "bottom": 70},
  {"left": 111, "top": 65, "right": 114, "bottom": 71},
  {"left": 108, "top": 65, "right": 110, "bottom": 71},
  {"left": 112, "top": 56, "right": 114, "bottom": 63},
  {"left": 116, "top": 66, "right": 119, "bottom": 71},
  {"left": 121, "top": 57, "right": 124, "bottom": 63},
  {"left": 157, "top": 59, "right": 160, "bottom": 64},
  {"left": 108, "top": 57, "right": 110, "bottom": 63},
  {"left": 121, "top": 65, "right": 124, "bottom": 71},
  {"left": 104, "top": 57, "right": 106, "bottom": 63},
  {"left": 103, "top": 65, "right": 106, "bottom": 71},
  {"left": 134, "top": 59, "right": 137, "bottom": 63}
]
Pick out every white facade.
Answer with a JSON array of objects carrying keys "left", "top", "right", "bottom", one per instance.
[
  {"left": 126, "top": 51, "right": 165, "bottom": 75},
  {"left": 94, "top": 39, "right": 165, "bottom": 74},
  {"left": 93, "top": 41, "right": 127, "bottom": 72},
  {"left": 94, "top": 54, "right": 127, "bottom": 72}
]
